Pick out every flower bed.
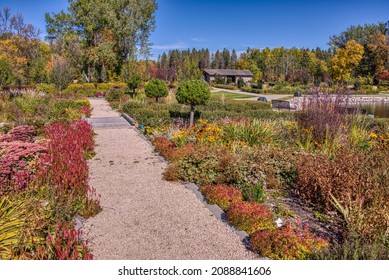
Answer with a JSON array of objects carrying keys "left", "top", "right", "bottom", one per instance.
[
  {"left": 0, "top": 120, "right": 99, "bottom": 259},
  {"left": 116, "top": 92, "right": 389, "bottom": 259}
]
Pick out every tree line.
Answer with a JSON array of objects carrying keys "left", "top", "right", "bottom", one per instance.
[
  {"left": 155, "top": 22, "right": 388, "bottom": 85},
  {"left": 0, "top": 1, "right": 388, "bottom": 88}
]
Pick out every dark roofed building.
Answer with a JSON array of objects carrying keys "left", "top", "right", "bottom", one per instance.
[{"left": 203, "top": 69, "right": 253, "bottom": 84}]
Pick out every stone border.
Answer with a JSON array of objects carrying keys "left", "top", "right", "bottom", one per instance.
[{"left": 184, "top": 182, "right": 252, "bottom": 250}]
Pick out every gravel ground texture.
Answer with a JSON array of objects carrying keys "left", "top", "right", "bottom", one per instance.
[{"left": 84, "top": 98, "right": 258, "bottom": 260}]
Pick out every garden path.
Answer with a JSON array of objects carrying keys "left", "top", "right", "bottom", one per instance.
[
  {"left": 211, "top": 87, "right": 291, "bottom": 101},
  {"left": 84, "top": 98, "right": 258, "bottom": 260}
]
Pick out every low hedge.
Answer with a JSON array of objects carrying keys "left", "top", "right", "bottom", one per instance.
[
  {"left": 64, "top": 83, "right": 96, "bottom": 96},
  {"left": 212, "top": 84, "right": 239, "bottom": 90},
  {"left": 122, "top": 100, "right": 294, "bottom": 128},
  {"left": 96, "top": 83, "right": 127, "bottom": 92}
]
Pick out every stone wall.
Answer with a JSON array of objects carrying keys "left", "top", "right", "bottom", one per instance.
[{"left": 289, "top": 95, "right": 389, "bottom": 111}]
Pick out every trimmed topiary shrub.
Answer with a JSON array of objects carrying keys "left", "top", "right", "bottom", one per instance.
[
  {"left": 226, "top": 201, "right": 275, "bottom": 234},
  {"left": 199, "top": 185, "right": 243, "bottom": 210},
  {"left": 176, "top": 80, "right": 211, "bottom": 126},
  {"left": 145, "top": 79, "right": 168, "bottom": 103}
]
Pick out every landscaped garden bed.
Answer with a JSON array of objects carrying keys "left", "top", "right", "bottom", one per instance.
[
  {"left": 0, "top": 89, "right": 100, "bottom": 259},
  {"left": 108, "top": 89, "right": 389, "bottom": 260}
]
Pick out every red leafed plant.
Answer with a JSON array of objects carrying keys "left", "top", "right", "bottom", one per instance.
[
  {"left": 0, "top": 125, "right": 36, "bottom": 143},
  {"left": 250, "top": 223, "right": 329, "bottom": 260},
  {"left": 226, "top": 201, "right": 275, "bottom": 234},
  {"left": 80, "top": 105, "right": 92, "bottom": 118},
  {"left": 45, "top": 221, "right": 93, "bottom": 260},
  {"left": 0, "top": 142, "right": 46, "bottom": 194},
  {"left": 153, "top": 137, "right": 194, "bottom": 162},
  {"left": 199, "top": 184, "right": 243, "bottom": 210},
  {"left": 38, "top": 120, "right": 94, "bottom": 193},
  {"left": 378, "top": 71, "right": 389, "bottom": 81}
]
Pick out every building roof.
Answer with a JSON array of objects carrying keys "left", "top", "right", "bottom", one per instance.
[{"left": 203, "top": 69, "right": 253, "bottom": 77}]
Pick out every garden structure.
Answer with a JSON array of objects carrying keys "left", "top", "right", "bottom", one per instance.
[{"left": 203, "top": 69, "right": 253, "bottom": 84}]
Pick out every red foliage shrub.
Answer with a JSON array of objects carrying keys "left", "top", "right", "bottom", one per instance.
[
  {"left": 0, "top": 125, "right": 36, "bottom": 143},
  {"left": 226, "top": 201, "right": 275, "bottom": 234},
  {"left": 0, "top": 142, "right": 46, "bottom": 194},
  {"left": 153, "top": 137, "right": 194, "bottom": 161},
  {"left": 80, "top": 105, "right": 92, "bottom": 117},
  {"left": 199, "top": 184, "right": 243, "bottom": 210},
  {"left": 250, "top": 223, "right": 328, "bottom": 260},
  {"left": 378, "top": 71, "right": 389, "bottom": 81},
  {"left": 153, "top": 137, "right": 176, "bottom": 159},
  {"left": 45, "top": 221, "right": 93, "bottom": 260},
  {"left": 38, "top": 120, "right": 94, "bottom": 193}
]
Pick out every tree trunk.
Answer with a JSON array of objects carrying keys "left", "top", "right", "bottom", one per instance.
[
  {"left": 190, "top": 104, "right": 195, "bottom": 127},
  {"left": 156, "top": 97, "right": 159, "bottom": 103}
]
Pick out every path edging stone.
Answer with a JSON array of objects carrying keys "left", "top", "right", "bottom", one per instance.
[{"left": 185, "top": 183, "right": 251, "bottom": 250}]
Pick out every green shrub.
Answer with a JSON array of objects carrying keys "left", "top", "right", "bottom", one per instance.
[
  {"left": 237, "top": 77, "right": 245, "bottom": 89},
  {"left": 96, "top": 83, "right": 126, "bottom": 93},
  {"left": 127, "top": 108, "right": 170, "bottom": 127},
  {"left": 241, "top": 86, "right": 263, "bottom": 94},
  {"left": 145, "top": 79, "right": 168, "bottom": 103},
  {"left": 36, "top": 83, "right": 56, "bottom": 94},
  {"left": 212, "top": 84, "right": 238, "bottom": 90},
  {"left": 176, "top": 80, "right": 211, "bottom": 126},
  {"left": 174, "top": 145, "right": 228, "bottom": 186},
  {"left": 215, "top": 74, "right": 225, "bottom": 84},
  {"left": 105, "top": 88, "right": 125, "bottom": 102},
  {"left": 65, "top": 83, "right": 96, "bottom": 96}
]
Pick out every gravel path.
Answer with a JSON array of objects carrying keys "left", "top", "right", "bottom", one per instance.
[{"left": 84, "top": 98, "right": 258, "bottom": 260}]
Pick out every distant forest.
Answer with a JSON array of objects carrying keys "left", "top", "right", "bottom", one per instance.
[{"left": 0, "top": 2, "right": 388, "bottom": 88}]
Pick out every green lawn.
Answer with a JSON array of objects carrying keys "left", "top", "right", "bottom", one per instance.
[{"left": 211, "top": 91, "right": 254, "bottom": 100}]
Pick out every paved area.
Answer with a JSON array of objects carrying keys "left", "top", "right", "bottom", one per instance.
[
  {"left": 211, "top": 88, "right": 291, "bottom": 101},
  {"left": 84, "top": 98, "right": 258, "bottom": 260},
  {"left": 87, "top": 117, "right": 131, "bottom": 128}
]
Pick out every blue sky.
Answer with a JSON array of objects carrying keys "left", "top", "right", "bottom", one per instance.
[{"left": 2, "top": 0, "right": 389, "bottom": 58}]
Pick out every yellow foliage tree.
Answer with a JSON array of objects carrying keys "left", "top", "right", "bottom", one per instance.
[
  {"left": 0, "top": 37, "right": 28, "bottom": 83},
  {"left": 330, "top": 40, "right": 364, "bottom": 83}
]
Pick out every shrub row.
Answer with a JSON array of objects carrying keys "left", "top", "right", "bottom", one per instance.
[
  {"left": 122, "top": 100, "right": 292, "bottom": 128},
  {"left": 63, "top": 83, "right": 127, "bottom": 96},
  {"left": 211, "top": 84, "right": 239, "bottom": 90}
]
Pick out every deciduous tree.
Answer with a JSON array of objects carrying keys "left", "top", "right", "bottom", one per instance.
[{"left": 330, "top": 40, "right": 364, "bottom": 83}]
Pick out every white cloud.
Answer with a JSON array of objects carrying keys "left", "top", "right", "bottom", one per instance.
[
  {"left": 191, "top": 37, "right": 208, "bottom": 42},
  {"left": 153, "top": 41, "right": 188, "bottom": 50}
]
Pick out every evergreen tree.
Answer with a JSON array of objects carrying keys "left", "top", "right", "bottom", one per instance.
[
  {"left": 231, "top": 49, "right": 238, "bottom": 69},
  {"left": 145, "top": 78, "right": 168, "bottom": 103},
  {"left": 176, "top": 80, "right": 211, "bottom": 126}
]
